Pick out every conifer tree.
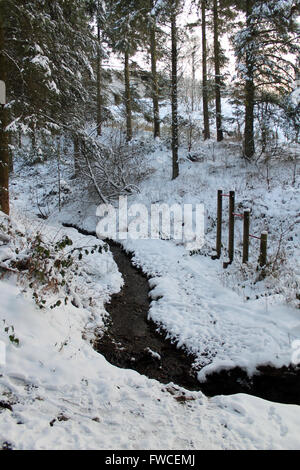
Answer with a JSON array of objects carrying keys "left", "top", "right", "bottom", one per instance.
[
  {"left": 105, "top": 0, "right": 147, "bottom": 141},
  {"left": 201, "top": 0, "right": 210, "bottom": 140},
  {"left": 234, "top": 0, "right": 300, "bottom": 159},
  {"left": 213, "top": 0, "right": 223, "bottom": 141},
  {"left": 149, "top": 0, "right": 161, "bottom": 138},
  {"left": 87, "top": 0, "right": 108, "bottom": 136},
  {"left": 1, "top": 0, "right": 95, "bottom": 180},
  {"left": 171, "top": 5, "right": 179, "bottom": 178},
  {"left": 0, "top": 0, "right": 9, "bottom": 214},
  {"left": 211, "top": 0, "right": 237, "bottom": 142},
  {"left": 153, "top": 0, "right": 183, "bottom": 178}
]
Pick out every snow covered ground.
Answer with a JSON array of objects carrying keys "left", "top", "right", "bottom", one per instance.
[
  {"left": 0, "top": 130, "right": 300, "bottom": 449},
  {"left": 1, "top": 219, "right": 300, "bottom": 450},
  {"left": 116, "top": 141, "right": 300, "bottom": 379},
  {"left": 2, "top": 266, "right": 300, "bottom": 450}
]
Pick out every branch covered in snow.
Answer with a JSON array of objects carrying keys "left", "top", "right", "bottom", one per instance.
[{"left": 0, "top": 231, "right": 10, "bottom": 244}]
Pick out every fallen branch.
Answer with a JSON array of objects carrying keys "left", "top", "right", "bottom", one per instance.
[{"left": 84, "top": 151, "right": 108, "bottom": 205}]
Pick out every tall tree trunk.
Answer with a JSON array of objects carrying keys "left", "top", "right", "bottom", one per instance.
[
  {"left": 73, "top": 135, "right": 80, "bottom": 176},
  {"left": 201, "top": 0, "right": 210, "bottom": 140},
  {"left": 213, "top": 0, "right": 223, "bottom": 142},
  {"left": 31, "top": 122, "right": 36, "bottom": 150},
  {"left": 96, "top": 20, "right": 102, "bottom": 136},
  {"left": 124, "top": 49, "right": 132, "bottom": 142},
  {"left": 18, "top": 130, "right": 22, "bottom": 149},
  {"left": 191, "top": 43, "right": 196, "bottom": 112},
  {"left": 244, "top": 0, "right": 255, "bottom": 159},
  {"left": 150, "top": 1, "right": 160, "bottom": 139},
  {"left": 171, "top": 11, "right": 179, "bottom": 180},
  {"left": 8, "top": 131, "right": 13, "bottom": 173},
  {"left": 0, "top": 12, "right": 9, "bottom": 215}
]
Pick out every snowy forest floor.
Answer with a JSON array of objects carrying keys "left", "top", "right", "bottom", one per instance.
[{"left": 0, "top": 132, "right": 300, "bottom": 449}]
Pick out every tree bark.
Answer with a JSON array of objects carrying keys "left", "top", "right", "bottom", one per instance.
[
  {"left": 0, "top": 11, "right": 9, "bottom": 215},
  {"left": 73, "top": 135, "right": 80, "bottom": 176},
  {"left": 171, "top": 11, "right": 179, "bottom": 180},
  {"left": 8, "top": 131, "right": 13, "bottom": 173},
  {"left": 244, "top": 0, "right": 255, "bottom": 159},
  {"left": 213, "top": 0, "right": 223, "bottom": 142},
  {"left": 96, "top": 19, "right": 102, "bottom": 136},
  {"left": 201, "top": 0, "right": 210, "bottom": 140},
  {"left": 124, "top": 49, "right": 132, "bottom": 142},
  {"left": 191, "top": 44, "right": 196, "bottom": 113},
  {"left": 150, "top": 1, "right": 160, "bottom": 139}
]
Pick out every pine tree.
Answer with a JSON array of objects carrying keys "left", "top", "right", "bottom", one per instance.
[
  {"left": 149, "top": 0, "right": 161, "bottom": 138},
  {"left": 234, "top": 0, "right": 300, "bottom": 159},
  {"left": 2, "top": 0, "right": 96, "bottom": 180},
  {"left": 155, "top": 0, "right": 184, "bottom": 178},
  {"left": 0, "top": 0, "right": 9, "bottom": 214},
  {"left": 201, "top": 0, "right": 210, "bottom": 140},
  {"left": 95, "top": 1, "right": 104, "bottom": 136},
  {"left": 87, "top": 0, "right": 109, "bottom": 137},
  {"left": 104, "top": 0, "right": 147, "bottom": 142},
  {"left": 5, "top": 1, "right": 94, "bottom": 137},
  {"left": 213, "top": 0, "right": 222, "bottom": 141},
  {"left": 211, "top": 0, "right": 237, "bottom": 142},
  {"left": 171, "top": 4, "right": 179, "bottom": 179},
  {"left": 243, "top": 0, "right": 255, "bottom": 159}
]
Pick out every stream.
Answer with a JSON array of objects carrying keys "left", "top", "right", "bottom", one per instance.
[{"left": 64, "top": 224, "right": 300, "bottom": 405}]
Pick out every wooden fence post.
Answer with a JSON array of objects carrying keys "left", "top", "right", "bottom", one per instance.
[
  {"left": 243, "top": 209, "right": 250, "bottom": 263},
  {"left": 260, "top": 231, "right": 268, "bottom": 267},
  {"left": 228, "top": 190, "right": 235, "bottom": 264},
  {"left": 216, "top": 189, "right": 222, "bottom": 258}
]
